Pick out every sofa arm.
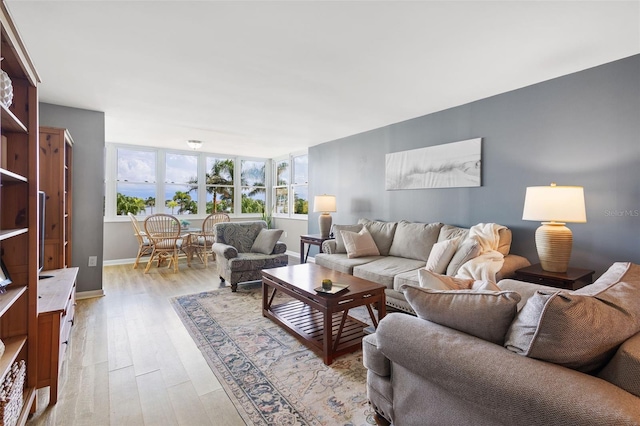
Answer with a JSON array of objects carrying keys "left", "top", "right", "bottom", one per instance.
[
  {"left": 496, "top": 254, "right": 531, "bottom": 281},
  {"left": 376, "top": 313, "right": 640, "bottom": 424},
  {"left": 598, "top": 331, "right": 640, "bottom": 398},
  {"left": 272, "top": 241, "right": 287, "bottom": 255},
  {"left": 321, "top": 239, "right": 337, "bottom": 254},
  {"left": 212, "top": 243, "right": 238, "bottom": 260},
  {"left": 363, "top": 333, "right": 390, "bottom": 377}
]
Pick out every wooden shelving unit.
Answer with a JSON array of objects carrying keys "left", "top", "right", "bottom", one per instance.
[
  {"left": 39, "top": 127, "right": 74, "bottom": 270},
  {"left": 0, "top": 1, "right": 41, "bottom": 421}
]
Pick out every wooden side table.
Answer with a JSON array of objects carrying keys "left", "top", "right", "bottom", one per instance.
[
  {"left": 514, "top": 263, "right": 595, "bottom": 290},
  {"left": 299, "top": 234, "right": 331, "bottom": 264}
]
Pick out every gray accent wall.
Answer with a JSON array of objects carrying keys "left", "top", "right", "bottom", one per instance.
[
  {"left": 309, "top": 55, "right": 640, "bottom": 278},
  {"left": 40, "top": 103, "right": 105, "bottom": 293}
]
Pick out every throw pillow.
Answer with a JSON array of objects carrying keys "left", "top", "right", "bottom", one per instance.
[
  {"left": 446, "top": 238, "right": 481, "bottom": 276},
  {"left": 402, "top": 285, "right": 521, "bottom": 345},
  {"left": 418, "top": 269, "right": 474, "bottom": 290},
  {"left": 505, "top": 262, "right": 640, "bottom": 373},
  {"left": 357, "top": 219, "right": 397, "bottom": 256},
  {"left": 425, "top": 238, "right": 459, "bottom": 274},
  {"left": 341, "top": 227, "right": 380, "bottom": 259},
  {"left": 250, "top": 229, "right": 283, "bottom": 255},
  {"left": 332, "top": 224, "right": 364, "bottom": 253},
  {"left": 418, "top": 269, "right": 500, "bottom": 291}
]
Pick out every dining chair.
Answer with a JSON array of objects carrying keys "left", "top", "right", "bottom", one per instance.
[
  {"left": 143, "top": 214, "right": 188, "bottom": 273},
  {"left": 189, "top": 213, "right": 230, "bottom": 267},
  {"left": 128, "top": 212, "right": 153, "bottom": 269}
]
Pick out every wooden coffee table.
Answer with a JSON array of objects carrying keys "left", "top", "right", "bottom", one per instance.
[{"left": 261, "top": 263, "right": 386, "bottom": 365}]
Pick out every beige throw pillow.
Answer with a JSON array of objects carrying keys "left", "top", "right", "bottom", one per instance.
[
  {"left": 505, "top": 262, "right": 640, "bottom": 373},
  {"left": 250, "top": 229, "right": 283, "bottom": 254},
  {"left": 402, "top": 285, "right": 521, "bottom": 345},
  {"left": 341, "top": 227, "right": 380, "bottom": 259},
  {"left": 425, "top": 237, "right": 459, "bottom": 274},
  {"left": 446, "top": 238, "right": 481, "bottom": 276},
  {"left": 331, "top": 224, "right": 364, "bottom": 253}
]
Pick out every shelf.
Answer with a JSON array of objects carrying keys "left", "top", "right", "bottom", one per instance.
[
  {"left": 17, "top": 387, "right": 36, "bottom": 426},
  {"left": 0, "top": 104, "right": 27, "bottom": 134},
  {"left": 0, "top": 167, "right": 28, "bottom": 183},
  {"left": 0, "top": 335, "right": 27, "bottom": 383},
  {"left": 0, "top": 228, "right": 28, "bottom": 241},
  {"left": 0, "top": 285, "right": 27, "bottom": 317}
]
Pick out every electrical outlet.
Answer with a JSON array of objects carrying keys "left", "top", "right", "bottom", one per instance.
[{"left": 88, "top": 256, "right": 97, "bottom": 267}]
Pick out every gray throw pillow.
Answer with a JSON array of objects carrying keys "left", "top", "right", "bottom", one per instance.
[
  {"left": 332, "top": 224, "right": 363, "bottom": 253},
  {"left": 388, "top": 220, "right": 443, "bottom": 261},
  {"left": 250, "top": 229, "right": 283, "bottom": 255},
  {"left": 505, "top": 262, "right": 640, "bottom": 373},
  {"left": 402, "top": 285, "right": 521, "bottom": 345}
]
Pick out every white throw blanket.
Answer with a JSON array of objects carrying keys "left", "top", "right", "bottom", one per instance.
[{"left": 456, "top": 223, "right": 506, "bottom": 283}]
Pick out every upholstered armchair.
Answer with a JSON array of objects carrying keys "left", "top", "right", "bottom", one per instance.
[{"left": 212, "top": 220, "right": 288, "bottom": 291}]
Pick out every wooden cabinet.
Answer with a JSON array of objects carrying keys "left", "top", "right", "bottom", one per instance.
[
  {"left": 39, "top": 127, "right": 74, "bottom": 270},
  {"left": 37, "top": 267, "right": 77, "bottom": 405},
  {"left": 0, "top": 2, "right": 41, "bottom": 421}
]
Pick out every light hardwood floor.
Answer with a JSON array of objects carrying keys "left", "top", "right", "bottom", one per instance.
[{"left": 28, "top": 258, "right": 256, "bottom": 426}]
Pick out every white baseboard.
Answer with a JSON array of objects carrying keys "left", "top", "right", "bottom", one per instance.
[
  {"left": 76, "top": 289, "right": 105, "bottom": 300},
  {"left": 105, "top": 251, "right": 311, "bottom": 267}
]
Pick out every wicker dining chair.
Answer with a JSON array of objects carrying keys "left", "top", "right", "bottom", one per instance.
[
  {"left": 189, "top": 213, "right": 230, "bottom": 267},
  {"left": 143, "top": 214, "right": 188, "bottom": 273},
  {"left": 128, "top": 212, "right": 153, "bottom": 269}
]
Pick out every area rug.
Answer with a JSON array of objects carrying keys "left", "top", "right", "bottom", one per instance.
[{"left": 171, "top": 284, "right": 377, "bottom": 426}]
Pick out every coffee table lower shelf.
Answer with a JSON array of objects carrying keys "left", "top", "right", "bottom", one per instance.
[{"left": 267, "top": 300, "right": 368, "bottom": 359}]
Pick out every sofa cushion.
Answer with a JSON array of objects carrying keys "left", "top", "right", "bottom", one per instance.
[
  {"left": 358, "top": 219, "right": 397, "bottom": 256},
  {"left": 354, "top": 257, "right": 425, "bottom": 288},
  {"left": 505, "top": 262, "right": 640, "bottom": 373},
  {"left": 446, "top": 238, "right": 481, "bottom": 276},
  {"left": 228, "top": 252, "right": 290, "bottom": 272},
  {"left": 437, "top": 224, "right": 470, "bottom": 242},
  {"left": 496, "top": 228, "right": 512, "bottom": 256},
  {"left": 315, "top": 253, "right": 382, "bottom": 275},
  {"left": 425, "top": 237, "right": 459, "bottom": 273},
  {"left": 341, "top": 227, "right": 380, "bottom": 258},
  {"left": 402, "top": 285, "right": 521, "bottom": 345},
  {"left": 250, "top": 228, "right": 283, "bottom": 254},
  {"left": 331, "top": 224, "right": 364, "bottom": 253},
  {"left": 597, "top": 332, "right": 640, "bottom": 398},
  {"left": 388, "top": 220, "right": 443, "bottom": 261},
  {"left": 393, "top": 269, "right": 420, "bottom": 291}
]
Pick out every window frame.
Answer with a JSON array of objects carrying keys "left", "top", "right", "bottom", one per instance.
[
  {"left": 105, "top": 143, "right": 276, "bottom": 221},
  {"left": 272, "top": 151, "right": 308, "bottom": 219}
]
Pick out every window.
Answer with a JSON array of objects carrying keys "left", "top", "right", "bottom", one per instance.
[
  {"left": 272, "top": 153, "right": 308, "bottom": 217},
  {"left": 273, "top": 159, "right": 289, "bottom": 214},
  {"left": 205, "top": 156, "right": 234, "bottom": 214},
  {"left": 241, "top": 160, "right": 266, "bottom": 214},
  {"left": 116, "top": 148, "right": 156, "bottom": 216},
  {"left": 165, "top": 152, "right": 198, "bottom": 215},
  {"left": 292, "top": 154, "right": 308, "bottom": 215}
]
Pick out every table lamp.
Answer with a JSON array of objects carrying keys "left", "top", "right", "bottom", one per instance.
[
  {"left": 313, "top": 195, "right": 336, "bottom": 238},
  {"left": 522, "top": 183, "right": 586, "bottom": 273}
]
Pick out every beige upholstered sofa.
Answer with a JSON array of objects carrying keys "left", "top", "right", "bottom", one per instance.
[
  {"left": 212, "top": 221, "right": 288, "bottom": 291},
  {"left": 364, "top": 262, "right": 640, "bottom": 425},
  {"left": 315, "top": 218, "right": 531, "bottom": 313}
]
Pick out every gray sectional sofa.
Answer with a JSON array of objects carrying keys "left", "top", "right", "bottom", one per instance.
[
  {"left": 364, "top": 262, "right": 640, "bottom": 425},
  {"left": 315, "top": 218, "right": 531, "bottom": 313}
]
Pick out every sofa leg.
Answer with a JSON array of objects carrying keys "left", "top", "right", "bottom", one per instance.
[
  {"left": 220, "top": 276, "right": 225, "bottom": 283},
  {"left": 231, "top": 283, "right": 238, "bottom": 292},
  {"left": 373, "top": 412, "right": 391, "bottom": 426}
]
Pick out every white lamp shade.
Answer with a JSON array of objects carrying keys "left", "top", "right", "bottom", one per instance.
[
  {"left": 522, "top": 185, "right": 586, "bottom": 223},
  {"left": 313, "top": 195, "right": 336, "bottom": 213}
]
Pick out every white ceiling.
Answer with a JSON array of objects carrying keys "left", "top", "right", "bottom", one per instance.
[{"left": 5, "top": 1, "right": 640, "bottom": 158}]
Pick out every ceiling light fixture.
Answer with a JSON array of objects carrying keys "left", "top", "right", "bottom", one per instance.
[{"left": 187, "top": 139, "right": 203, "bottom": 150}]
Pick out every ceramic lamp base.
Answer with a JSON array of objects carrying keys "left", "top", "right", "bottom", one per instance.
[
  {"left": 535, "top": 222, "right": 573, "bottom": 273},
  {"left": 318, "top": 213, "right": 332, "bottom": 238}
]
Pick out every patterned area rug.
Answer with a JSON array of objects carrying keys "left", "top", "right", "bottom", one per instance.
[{"left": 171, "top": 283, "right": 377, "bottom": 426}]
